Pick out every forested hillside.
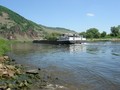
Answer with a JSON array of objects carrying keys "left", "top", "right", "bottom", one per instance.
[{"left": 0, "top": 5, "right": 75, "bottom": 41}]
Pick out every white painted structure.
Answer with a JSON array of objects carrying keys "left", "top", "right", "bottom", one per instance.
[{"left": 57, "top": 33, "right": 86, "bottom": 41}]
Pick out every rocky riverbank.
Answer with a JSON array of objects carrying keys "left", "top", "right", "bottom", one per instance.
[
  {"left": 0, "top": 55, "right": 69, "bottom": 90},
  {"left": 0, "top": 55, "right": 42, "bottom": 90}
]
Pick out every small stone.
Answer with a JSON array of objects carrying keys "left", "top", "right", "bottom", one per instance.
[
  {"left": 3, "top": 56, "right": 9, "bottom": 60},
  {"left": 2, "top": 71, "right": 9, "bottom": 78},
  {"left": 24, "top": 80, "right": 28, "bottom": 86},
  {"left": 7, "top": 70, "right": 15, "bottom": 77},
  {"left": 47, "top": 75, "right": 51, "bottom": 79},
  {"left": 6, "top": 65, "right": 15, "bottom": 70},
  {"left": 0, "top": 56, "right": 4, "bottom": 60},
  {"left": 6, "top": 88, "right": 11, "bottom": 90},
  {"left": 0, "top": 57, "right": 4, "bottom": 62},
  {"left": 55, "top": 77, "right": 58, "bottom": 80},
  {"left": 38, "top": 68, "right": 41, "bottom": 71},
  {"left": 0, "top": 64, "right": 4, "bottom": 69},
  {"left": 19, "top": 82, "right": 24, "bottom": 87},
  {"left": 26, "top": 69, "right": 39, "bottom": 74},
  {"left": 8, "top": 83, "right": 13, "bottom": 88},
  {"left": 11, "top": 59, "right": 15, "bottom": 62},
  {"left": 3, "top": 71, "right": 8, "bottom": 75},
  {"left": 16, "top": 69, "right": 21, "bottom": 74}
]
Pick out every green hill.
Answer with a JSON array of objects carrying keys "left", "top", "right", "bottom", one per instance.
[{"left": 0, "top": 5, "right": 76, "bottom": 41}]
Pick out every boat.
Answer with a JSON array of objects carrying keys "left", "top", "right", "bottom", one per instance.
[
  {"left": 33, "top": 33, "right": 86, "bottom": 44},
  {"left": 57, "top": 33, "right": 86, "bottom": 44}
]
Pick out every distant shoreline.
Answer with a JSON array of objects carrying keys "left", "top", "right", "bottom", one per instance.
[{"left": 86, "top": 38, "right": 120, "bottom": 42}]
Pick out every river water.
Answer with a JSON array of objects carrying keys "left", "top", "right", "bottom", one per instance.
[{"left": 8, "top": 42, "right": 120, "bottom": 90}]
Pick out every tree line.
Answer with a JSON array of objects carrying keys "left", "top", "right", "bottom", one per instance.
[
  {"left": 44, "top": 25, "right": 120, "bottom": 41},
  {"left": 79, "top": 25, "right": 120, "bottom": 39}
]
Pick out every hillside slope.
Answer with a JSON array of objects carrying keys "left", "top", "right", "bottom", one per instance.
[{"left": 0, "top": 5, "right": 75, "bottom": 41}]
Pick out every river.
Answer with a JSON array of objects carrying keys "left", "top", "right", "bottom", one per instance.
[{"left": 8, "top": 42, "right": 120, "bottom": 90}]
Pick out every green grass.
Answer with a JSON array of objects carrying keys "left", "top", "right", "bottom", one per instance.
[{"left": 0, "top": 39, "right": 10, "bottom": 56}]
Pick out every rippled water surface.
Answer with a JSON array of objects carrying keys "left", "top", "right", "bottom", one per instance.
[{"left": 9, "top": 42, "right": 120, "bottom": 90}]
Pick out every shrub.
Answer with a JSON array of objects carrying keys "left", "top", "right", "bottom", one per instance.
[
  {"left": 0, "top": 39, "right": 10, "bottom": 56},
  {"left": 44, "top": 33, "right": 60, "bottom": 41}
]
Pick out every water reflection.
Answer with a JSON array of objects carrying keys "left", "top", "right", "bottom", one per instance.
[
  {"left": 10, "top": 43, "right": 87, "bottom": 54},
  {"left": 10, "top": 43, "right": 38, "bottom": 55},
  {"left": 69, "top": 44, "right": 86, "bottom": 53}
]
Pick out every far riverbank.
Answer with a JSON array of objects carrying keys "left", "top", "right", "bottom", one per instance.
[{"left": 86, "top": 38, "right": 120, "bottom": 42}]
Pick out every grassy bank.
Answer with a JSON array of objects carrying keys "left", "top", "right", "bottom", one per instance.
[
  {"left": 0, "top": 39, "right": 10, "bottom": 56},
  {"left": 86, "top": 38, "right": 120, "bottom": 42}
]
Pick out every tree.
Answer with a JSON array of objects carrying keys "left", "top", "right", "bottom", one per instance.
[
  {"left": 86, "top": 28, "right": 100, "bottom": 38},
  {"left": 101, "top": 31, "right": 106, "bottom": 38},
  {"left": 79, "top": 32, "right": 86, "bottom": 37},
  {"left": 44, "top": 32, "right": 60, "bottom": 41},
  {"left": 1, "top": 24, "right": 7, "bottom": 30},
  {"left": 110, "top": 26, "right": 119, "bottom": 37}
]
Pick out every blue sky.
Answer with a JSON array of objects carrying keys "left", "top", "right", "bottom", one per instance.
[{"left": 0, "top": 0, "right": 120, "bottom": 33}]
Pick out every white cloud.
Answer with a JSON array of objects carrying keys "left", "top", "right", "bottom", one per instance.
[{"left": 86, "top": 13, "right": 95, "bottom": 17}]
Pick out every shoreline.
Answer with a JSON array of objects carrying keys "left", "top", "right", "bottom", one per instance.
[
  {"left": 0, "top": 55, "right": 68, "bottom": 90},
  {"left": 32, "top": 38, "right": 120, "bottom": 45},
  {"left": 0, "top": 55, "right": 45, "bottom": 90},
  {"left": 86, "top": 38, "right": 120, "bottom": 42}
]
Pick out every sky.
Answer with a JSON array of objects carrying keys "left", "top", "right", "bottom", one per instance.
[{"left": 0, "top": 0, "right": 120, "bottom": 33}]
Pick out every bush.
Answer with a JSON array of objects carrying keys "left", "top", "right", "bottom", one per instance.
[
  {"left": 0, "top": 12, "right": 2, "bottom": 16},
  {"left": 0, "top": 39, "right": 10, "bottom": 56},
  {"left": 44, "top": 33, "right": 60, "bottom": 41}
]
